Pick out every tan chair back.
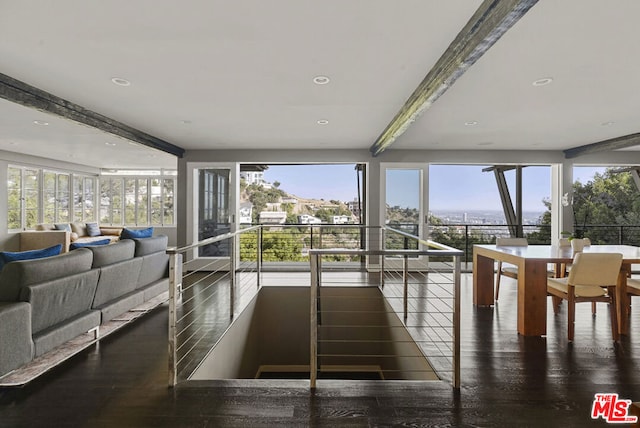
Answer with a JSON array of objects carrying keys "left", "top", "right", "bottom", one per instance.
[{"left": 567, "top": 252, "right": 622, "bottom": 287}]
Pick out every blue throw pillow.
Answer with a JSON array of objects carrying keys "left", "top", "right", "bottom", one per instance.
[
  {"left": 54, "top": 223, "right": 71, "bottom": 232},
  {"left": 0, "top": 244, "right": 63, "bottom": 271},
  {"left": 121, "top": 227, "right": 154, "bottom": 239},
  {"left": 69, "top": 239, "right": 111, "bottom": 250},
  {"left": 86, "top": 222, "right": 101, "bottom": 237}
]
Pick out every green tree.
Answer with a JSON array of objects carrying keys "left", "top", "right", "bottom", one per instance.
[
  {"left": 261, "top": 231, "right": 305, "bottom": 261},
  {"left": 533, "top": 168, "right": 640, "bottom": 245},
  {"left": 571, "top": 169, "right": 640, "bottom": 243},
  {"left": 314, "top": 208, "right": 333, "bottom": 223}
]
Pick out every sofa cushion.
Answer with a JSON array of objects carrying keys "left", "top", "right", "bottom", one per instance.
[
  {"left": 0, "top": 244, "right": 63, "bottom": 272},
  {"left": 96, "top": 290, "right": 144, "bottom": 324},
  {"left": 21, "top": 269, "right": 100, "bottom": 335},
  {"left": 92, "top": 257, "right": 143, "bottom": 307},
  {"left": 133, "top": 235, "right": 168, "bottom": 257},
  {"left": 0, "top": 249, "right": 93, "bottom": 301},
  {"left": 36, "top": 223, "right": 55, "bottom": 231},
  {"left": 70, "top": 239, "right": 110, "bottom": 250},
  {"left": 70, "top": 222, "right": 87, "bottom": 237},
  {"left": 54, "top": 223, "right": 71, "bottom": 232},
  {"left": 86, "top": 222, "right": 101, "bottom": 237},
  {"left": 137, "top": 252, "right": 169, "bottom": 290},
  {"left": 0, "top": 302, "right": 34, "bottom": 376},
  {"left": 32, "top": 310, "right": 100, "bottom": 358},
  {"left": 100, "top": 227, "right": 122, "bottom": 237},
  {"left": 87, "top": 239, "right": 135, "bottom": 268},
  {"left": 121, "top": 227, "right": 154, "bottom": 239}
]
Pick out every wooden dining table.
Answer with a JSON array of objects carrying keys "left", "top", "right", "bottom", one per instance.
[{"left": 473, "top": 244, "right": 640, "bottom": 337}]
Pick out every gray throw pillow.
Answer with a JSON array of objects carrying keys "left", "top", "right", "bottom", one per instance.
[{"left": 86, "top": 222, "right": 101, "bottom": 237}]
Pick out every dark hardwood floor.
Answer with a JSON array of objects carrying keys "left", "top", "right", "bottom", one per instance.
[{"left": 1, "top": 274, "right": 639, "bottom": 427}]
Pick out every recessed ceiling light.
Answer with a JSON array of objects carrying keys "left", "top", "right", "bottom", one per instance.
[
  {"left": 313, "top": 75, "right": 330, "bottom": 85},
  {"left": 601, "top": 121, "right": 615, "bottom": 126},
  {"left": 111, "top": 77, "right": 131, "bottom": 86},
  {"left": 33, "top": 120, "right": 49, "bottom": 126},
  {"left": 532, "top": 77, "right": 553, "bottom": 87},
  {"left": 317, "top": 119, "right": 329, "bottom": 125},
  {"left": 105, "top": 142, "right": 117, "bottom": 146},
  {"left": 180, "top": 120, "right": 192, "bottom": 125},
  {"left": 464, "top": 121, "right": 478, "bottom": 126}
]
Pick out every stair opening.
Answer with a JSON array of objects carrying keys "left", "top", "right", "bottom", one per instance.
[{"left": 189, "top": 286, "right": 437, "bottom": 382}]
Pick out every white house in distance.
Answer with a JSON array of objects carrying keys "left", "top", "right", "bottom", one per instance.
[
  {"left": 281, "top": 197, "right": 298, "bottom": 205},
  {"left": 240, "top": 170, "right": 272, "bottom": 189},
  {"left": 259, "top": 211, "right": 287, "bottom": 225},
  {"left": 332, "top": 215, "right": 351, "bottom": 224},
  {"left": 298, "top": 214, "right": 321, "bottom": 224},
  {"left": 240, "top": 170, "right": 266, "bottom": 186}
]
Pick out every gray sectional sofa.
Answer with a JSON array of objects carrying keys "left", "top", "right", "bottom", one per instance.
[{"left": 0, "top": 236, "right": 169, "bottom": 378}]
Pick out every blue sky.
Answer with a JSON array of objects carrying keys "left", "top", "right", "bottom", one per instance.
[
  {"left": 265, "top": 164, "right": 361, "bottom": 202},
  {"left": 263, "top": 164, "right": 606, "bottom": 213}
]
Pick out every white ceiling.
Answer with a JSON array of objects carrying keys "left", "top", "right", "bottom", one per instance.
[{"left": 1, "top": 1, "right": 639, "bottom": 169}]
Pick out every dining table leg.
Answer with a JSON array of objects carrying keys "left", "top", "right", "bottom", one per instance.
[
  {"left": 517, "top": 259, "right": 547, "bottom": 336},
  {"left": 473, "top": 251, "right": 495, "bottom": 306},
  {"left": 616, "top": 266, "right": 630, "bottom": 335}
]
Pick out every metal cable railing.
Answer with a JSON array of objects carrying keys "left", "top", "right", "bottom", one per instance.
[
  {"left": 167, "top": 224, "right": 462, "bottom": 390},
  {"left": 168, "top": 226, "right": 262, "bottom": 386},
  {"left": 310, "top": 227, "right": 462, "bottom": 390}
]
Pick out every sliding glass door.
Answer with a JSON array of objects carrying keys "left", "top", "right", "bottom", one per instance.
[{"left": 381, "top": 163, "right": 428, "bottom": 266}]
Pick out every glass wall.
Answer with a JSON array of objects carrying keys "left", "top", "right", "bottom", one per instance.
[{"left": 7, "top": 166, "right": 176, "bottom": 230}]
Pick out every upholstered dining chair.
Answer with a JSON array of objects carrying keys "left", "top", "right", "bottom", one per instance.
[
  {"left": 547, "top": 252, "right": 622, "bottom": 342},
  {"left": 555, "top": 237, "right": 597, "bottom": 313},
  {"left": 549, "top": 238, "right": 572, "bottom": 278},
  {"left": 494, "top": 237, "right": 528, "bottom": 301},
  {"left": 625, "top": 277, "right": 640, "bottom": 317}
]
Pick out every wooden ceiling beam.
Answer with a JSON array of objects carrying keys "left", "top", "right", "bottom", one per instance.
[
  {"left": 369, "top": 0, "right": 539, "bottom": 157},
  {"left": 0, "top": 72, "right": 185, "bottom": 158},
  {"left": 563, "top": 133, "right": 640, "bottom": 159}
]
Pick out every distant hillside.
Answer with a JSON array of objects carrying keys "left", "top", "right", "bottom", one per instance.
[{"left": 240, "top": 181, "right": 353, "bottom": 223}]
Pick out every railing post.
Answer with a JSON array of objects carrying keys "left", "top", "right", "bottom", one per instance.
[
  {"left": 465, "top": 225, "right": 470, "bottom": 271},
  {"left": 453, "top": 254, "right": 461, "bottom": 390},
  {"left": 257, "top": 227, "right": 262, "bottom": 288},
  {"left": 381, "top": 228, "right": 385, "bottom": 288},
  {"left": 310, "top": 253, "right": 319, "bottom": 389},
  {"left": 168, "top": 252, "right": 182, "bottom": 387},
  {"left": 403, "top": 254, "right": 408, "bottom": 320},
  {"left": 229, "top": 235, "right": 235, "bottom": 319},
  {"left": 620, "top": 225, "right": 624, "bottom": 245}
]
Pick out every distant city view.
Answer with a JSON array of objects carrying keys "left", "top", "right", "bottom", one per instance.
[
  {"left": 246, "top": 164, "right": 550, "bottom": 227},
  {"left": 430, "top": 209, "right": 545, "bottom": 225}
]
